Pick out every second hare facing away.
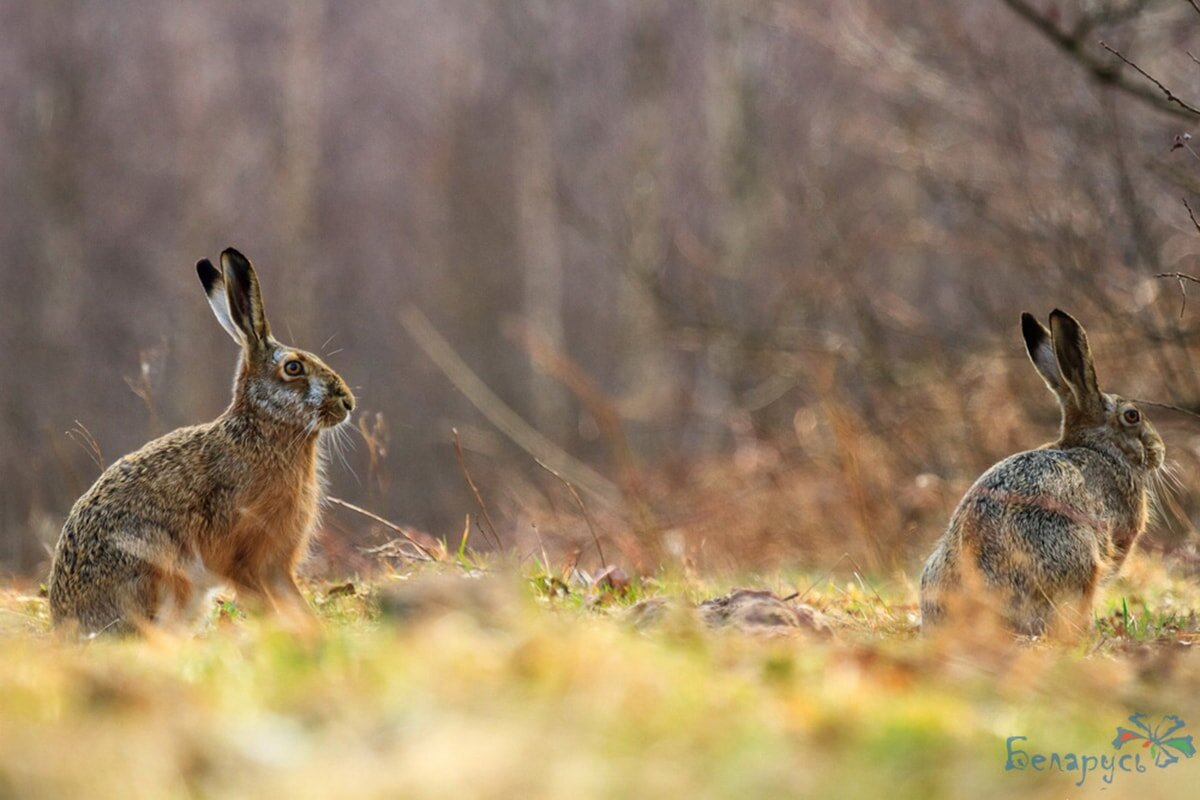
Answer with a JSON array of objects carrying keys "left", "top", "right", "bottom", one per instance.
[
  {"left": 48, "top": 248, "right": 355, "bottom": 634},
  {"left": 920, "top": 310, "right": 1164, "bottom": 637}
]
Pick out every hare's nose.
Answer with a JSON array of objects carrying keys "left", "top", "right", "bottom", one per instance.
[{"left": 329, "top": 381, "right": 354, "bottom": 412}]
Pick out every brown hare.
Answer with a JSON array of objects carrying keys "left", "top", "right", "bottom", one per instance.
[
  {"left": 48, "top": 248, "right": 355, "bottom": 634},
  {"left": 920, "top": 310, "right": 1164, "bottom": 638}
]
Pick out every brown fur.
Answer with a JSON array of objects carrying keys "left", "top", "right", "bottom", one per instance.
[
  {"left": 48, "top": 248, "right": 354, "bottom": 634},
  {"left": 920, "top": 310, "right": 1164, "bottom": 638}
]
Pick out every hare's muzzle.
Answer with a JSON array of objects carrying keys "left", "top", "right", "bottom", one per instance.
[
  {"left": 319, "top": 383, "right": 355, "bottom": 426},
  {"left": 1146, "top": 439, "right": 1165, "bottom": 471}
]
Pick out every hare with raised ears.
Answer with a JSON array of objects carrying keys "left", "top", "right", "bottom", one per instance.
[
  {"left": 920, "top": 310, "right": 1164, "bottom": 638},
  {"left": 48, "top": 248, "right": 355, "bottom": 634}
]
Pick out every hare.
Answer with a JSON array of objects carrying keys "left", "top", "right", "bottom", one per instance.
[
  {"left": 920, "top": 310, "right": 1164, "bottom": 637},
  {"left": 48, "top": 248, "right": 355, "bottom": 634}
]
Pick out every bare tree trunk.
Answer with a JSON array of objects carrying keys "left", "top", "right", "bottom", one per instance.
[
  {"left": 279, "top": 0, "right": 324, "bottom": 328},
  {"left": 516, "top": 89, "right": 569, "bottom": 443},
  {"left": 618, "top": 5, "right": 671, "bottom": 427}
]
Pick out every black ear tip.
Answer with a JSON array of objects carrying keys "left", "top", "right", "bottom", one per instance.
[
  {"left": 1049, "top": 308, "right": 1082, "bottom": 333},
  {"left": 220, "top": 246, "right": 250, "bottom": 268},
  {"left": 196, "top": 258, "right": 219, "bottom": 290},
  {"left": 219, "top": 247, "right": 253, "bottom": 283},
  {"left": 1021, "top": 312, "right": 1046, "bottom": 340}
]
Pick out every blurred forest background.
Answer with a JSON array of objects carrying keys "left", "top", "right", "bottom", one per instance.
[{"left": 3, "top": 0, "right": 1200, "bottom": 578}]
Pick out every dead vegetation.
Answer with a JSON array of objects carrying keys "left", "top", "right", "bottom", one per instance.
[{"left": 3, "top": 552, "right": 1200, "bottom": 799}]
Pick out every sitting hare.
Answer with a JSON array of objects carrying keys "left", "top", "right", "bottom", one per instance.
[
  {"left": 920, "top": 310, "right": 1163, "bottom": 637},
  {"left": 49, "top": 248, "right": 355, "bottom": 634}
]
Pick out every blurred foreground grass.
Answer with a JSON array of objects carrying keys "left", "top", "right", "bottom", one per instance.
[{"left": 2, "top": 555, "right": 1200, "bottom": 799}]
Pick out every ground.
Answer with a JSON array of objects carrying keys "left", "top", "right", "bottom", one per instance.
[{"left": 2, "top": 554, "right": 1199, "bottom": 799}]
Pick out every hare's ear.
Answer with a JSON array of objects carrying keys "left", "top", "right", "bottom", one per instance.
[
  {"left": 1049, "top": 309, "right": 1103, "bottom": 418},
  {"left": 197, "top": 259, "right": 244, "bottom": 345},
  {"left": 219, "top": 247, "right": 272, "bottom": 348},
  {"left": 1022, "top": 312, "right": 1069, "bottom": 400}
]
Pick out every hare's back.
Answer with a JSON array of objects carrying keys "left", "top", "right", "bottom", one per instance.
[
  {"left": 969, "top": 448, "right": 1094, "bottom": 496},
  {"left": 62, "top": 423, "right": 229, "bottom": 538},
  {"left": 951, "top": 448, "right": 1115, "bottom": 566},
  {"left": 967, "top": 446, "right": 1130, "bottom": 516},
  {"left": 948, "top": 449, "right": 1097, "bottom": 555}
]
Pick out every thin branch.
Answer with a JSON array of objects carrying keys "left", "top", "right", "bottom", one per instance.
[
  {"left": 997, "top": 0, "right": 1199, "bottom": 120},
  {"left": 451, "top": 427, "right": 504, "bottom": 552},
  {"left": 66, "top": 420, "right": 105, "bottom": 471},
  {"left": 1172, "top": 134, "right": 1200, "bottom": 163},
  {"left": 506, "top": 319, "right": 661, "bottom": 542},
  {"left": 794, "top": 553, "right": 853, "bottom": 604},
  {"left": 1187, "top": 0, "right": 1200, "bottom": 18},
  {"left": 1185, "top": 198, "right": 1200, "bottom": 236},
  {"left": 398, "top": 304, "right": 621, "bottom": 506},
  {"left": 533, "top": 457, "right": 607, "bottom": 569},
  {"left": 1157, "top": 271, "right": 1200, "bottom": 318},
  {"left": 326, "top": 495, "right": 437, "bottom": 561},
  {"left": 1100, "top": 41, "right": 1200, "bottom": 117},
  {"left": 1132, "top": 397, "right": 1200, "bottom": 422},
  {"left": 844, "top": 552, "right": 897, "bottom": 622},
  {"left": 1151, "top": 200, "right": 1200, "bottom": 317}
]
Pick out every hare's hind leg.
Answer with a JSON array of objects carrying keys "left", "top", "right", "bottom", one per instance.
[
  {"left": 224, "top": 566, "right": 315, "bottom": 631},
  {"left": 68, "top": 570, "right": 161, "bottom": 636},
  {"left": 1045, "top": 564, "right": 1102, "bottom": 643},
  {"left": 1001, "top": 565, "right": 1050, "bottom": 636},
  {"left": 264, "top": 569, "right": 318, "bottom": 633},
  {"left": 152, "top": 560, "right": 222, "bottom": 632},
  {"left": 1011, "top": 576, "right": 1096, "bottom": 641}
]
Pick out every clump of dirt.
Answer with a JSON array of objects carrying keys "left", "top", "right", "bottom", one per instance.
[{"left": 627, "top": 589, "right": 832, "bottom": 637}]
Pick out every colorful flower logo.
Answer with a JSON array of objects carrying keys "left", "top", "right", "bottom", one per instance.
[{"left": 1113, "top": 713, "right": 1197, "bottom": 768}]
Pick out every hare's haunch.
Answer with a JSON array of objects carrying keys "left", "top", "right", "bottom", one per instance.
[
  {"left": 920, "top": 310, "right": 1164, "bottom": 637},
  {"left": 48, "top": 248, "right": 355, "bottom": 635}
]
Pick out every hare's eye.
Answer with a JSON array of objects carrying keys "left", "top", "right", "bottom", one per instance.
[
  {"left": 1122, "top": 408, "right": 1140, "bottom": 426},
  {"left": 284, "top": 359, "right": 305, "bottom": 377}
]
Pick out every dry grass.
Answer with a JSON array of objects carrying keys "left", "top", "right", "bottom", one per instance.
[{"left": 2, "top": 553, "right": 1199, "bottom": 799}]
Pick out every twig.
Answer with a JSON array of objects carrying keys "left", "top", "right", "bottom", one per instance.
[
  {"left": 452, "top": 428, "right": 504, "bottom": 551},
  {"left": 1155, "top": 270, "right": 1200, "bottom": 318},
  {"left": 66, "top": 420, "right": 105, "bottom": 471},
  {"left": 1186, "top": 198, "right": 1200, "bottom": 237},
  {"left": 123, "top": 339, "right": 166, "bottom": 437},
  {"left": 398, "top": 304, "right": 621, "bottom": 506},
  {"left": 844, "top": 552, "right": 898, "bottom": 622},
  {"left": 1156, "top": 198, "right": 1200, "bottom": 323},
  {"left": 357, "top": 412, "right": 390, "bottom": 495},
  {"left": 506, "top": 319, "right": 661, "bottom": 541},
  {"left": 326, "top": 495, "right": 437, "bottom": 561},
  {"left": 1188, "top": 0, "right": 1200, "bottom": 18},
  {"left": 361, "top": 538, "right": 430, "bottom": 563},
  {"left": 1172, "top": 133, "right": 1200, "bottom": 163},
  {"left": 794, "top": 553, "right": 853, "bottom": 604},
  {"left": 1100, "top": 41, "right": 1200, "bottom": 117},
  {"left": 998, "top": 0, "right": 1199, "bottom": 119},
  {"left": 1131, "top": 397, "right": 1200, "bottom": 422},
  {"left": 533, "top": 457, "right": 607, "bottom": 569}
]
